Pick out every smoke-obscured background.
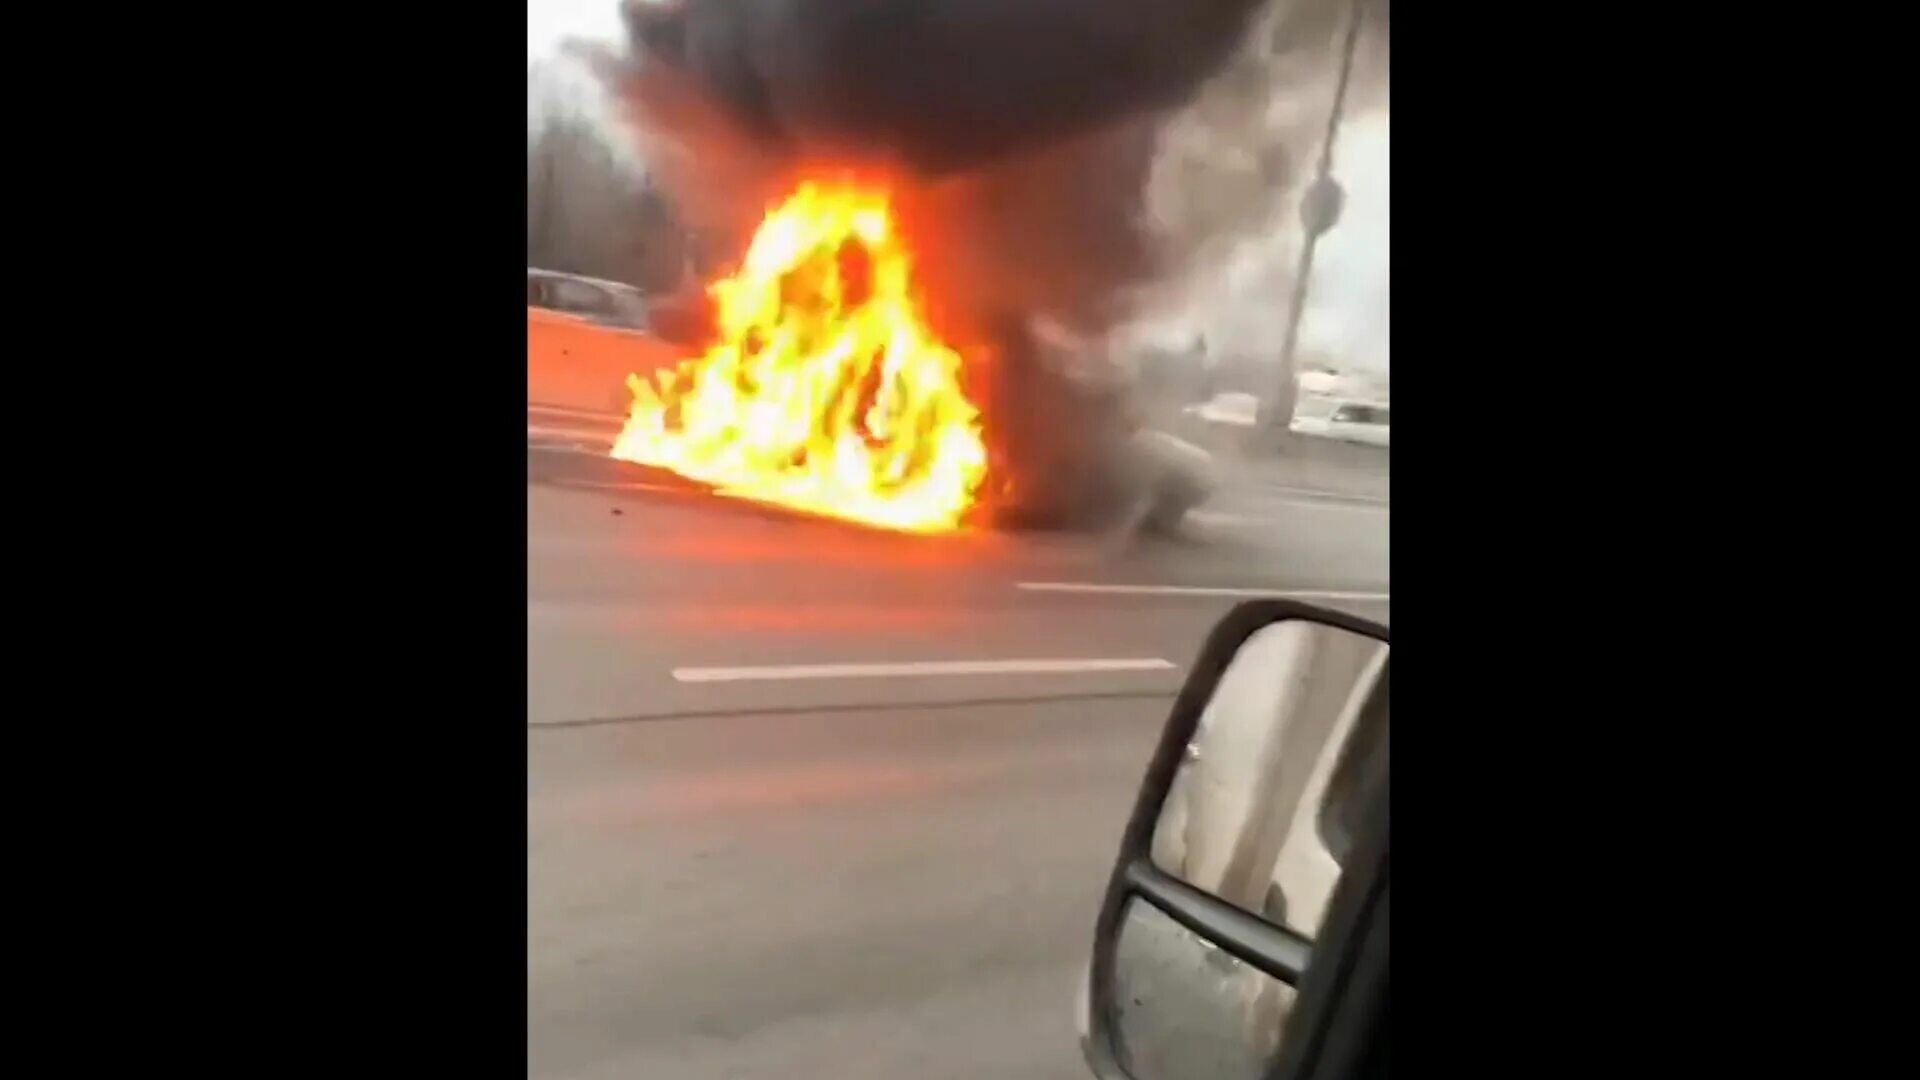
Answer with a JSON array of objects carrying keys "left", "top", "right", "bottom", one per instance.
[
  {"left": 528, "top": 0, "right": 1387, "bottom": 404},
  {"left": 1132, "top": 0, "right": 1388, "bottom": 400}
]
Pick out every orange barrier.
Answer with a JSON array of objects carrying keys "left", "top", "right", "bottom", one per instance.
[{"left": 527, "top": 307, "right": 686, "bottom": 418}]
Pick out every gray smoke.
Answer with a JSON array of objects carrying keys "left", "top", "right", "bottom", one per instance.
[{"left": 1124, "top": 0, "right": 1386, "bottom": 388}]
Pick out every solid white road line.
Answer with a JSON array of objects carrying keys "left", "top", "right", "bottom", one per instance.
[
  {"left": 672, "top": 658, "right": 1178, "bottom": 683},
  {"left": 1236, "top": 486, "right": 1390, "bottom": 506},
  {"left": 1016, "top": 582, "right": 1390, "bottom": 602}
]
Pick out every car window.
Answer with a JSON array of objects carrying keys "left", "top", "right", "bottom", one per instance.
[
  {"left": 548, "top": 278, "right": 612, "bottom": 316},
  {"left": 604, "top": 290, "right": 649, "bottom": 327}
]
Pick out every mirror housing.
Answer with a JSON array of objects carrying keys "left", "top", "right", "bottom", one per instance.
[{"left": 1081, "top": 600, "right": 1389, "bottom": 1080}]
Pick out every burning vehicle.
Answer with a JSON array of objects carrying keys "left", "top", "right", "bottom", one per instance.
[
  {"left": 609, "top": 181, "right": 987, "bottom": 532},
  {"left": 597, "top": 176, "right": 1220, "bottom": 536},
  {"left": 579, "top": 0, "right": 1290, "bottom": 535},
  {"left": 603, "top": 180, "right": 1216, "bottom": 535}
]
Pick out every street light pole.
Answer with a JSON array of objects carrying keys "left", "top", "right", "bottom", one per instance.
[{"left": 1265, "top": 0, "right": 1366, "bottom": 438}]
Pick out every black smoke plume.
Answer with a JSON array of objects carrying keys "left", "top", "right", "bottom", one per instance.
[{"left": 619, "top": 0, "right": 1270, "bottom": 176}]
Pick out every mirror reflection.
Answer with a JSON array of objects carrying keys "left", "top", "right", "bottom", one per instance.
[
  {"left": 1110, "top": 898, "right": 1291, "bottom": 1080},
  {"left": 1150, "top": 619, "right": 1388, "bottom": 938}
]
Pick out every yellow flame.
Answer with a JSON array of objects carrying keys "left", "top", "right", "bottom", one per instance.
[{"left": 610, "top": 182, "right": 987, "bottom": 532}]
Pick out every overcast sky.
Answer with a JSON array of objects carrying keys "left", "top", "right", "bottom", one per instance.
[
  {"left": 1299, "top": 111, "right": 1389, "bottom": 375},
  {"left": 529, "top": 0, "right": 625, "bottom": 62}
]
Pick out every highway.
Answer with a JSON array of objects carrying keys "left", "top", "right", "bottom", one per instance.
[{"left": 527, "top": 445, "right": 1388, "bottom": 1079}]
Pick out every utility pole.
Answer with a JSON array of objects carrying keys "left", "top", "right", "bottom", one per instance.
[{"left": 1264, "top": 0, "right": 1366, "bottom": 439}]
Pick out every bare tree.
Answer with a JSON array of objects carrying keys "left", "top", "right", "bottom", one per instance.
[{"left": 528, "top": 58, "right": 689, "bottom": 293}]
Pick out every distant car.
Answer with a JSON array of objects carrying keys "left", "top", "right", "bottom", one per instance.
[
  {"left": 528, "top": 268, "right": 715, "bottom": 343},
  {"left": 1291, "top": 398, "right": 1390, "bottom": 448},
  {"left": 527, "top": 269, "right": 654, "bottom": 331},
  {"left": 528, "top": 268, "right": 711, "bottom": 418}
]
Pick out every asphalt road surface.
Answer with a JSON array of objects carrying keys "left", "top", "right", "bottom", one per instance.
[{"left": 527, "top": 445, "right": 1388, "bottom": 1080}]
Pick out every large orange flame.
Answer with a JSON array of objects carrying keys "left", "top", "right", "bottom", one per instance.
[{"left": 610, "top": 182, "right": 988, "bottom": 533}]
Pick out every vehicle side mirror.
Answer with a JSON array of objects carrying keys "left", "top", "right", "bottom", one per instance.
[{"left": 1080, "top": 600, "right": 1388, "bottom": 1080}]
